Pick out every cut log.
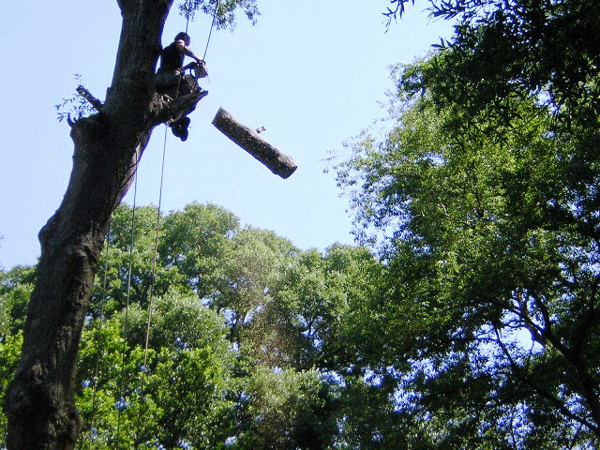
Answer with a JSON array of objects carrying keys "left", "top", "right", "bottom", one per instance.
[{"left": 212, "top": 107, "right": 298, "bottom": 179}]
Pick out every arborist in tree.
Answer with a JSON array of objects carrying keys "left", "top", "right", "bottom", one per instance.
[{"left": 156, "top": 32, "right": 206, "bottom": 141}]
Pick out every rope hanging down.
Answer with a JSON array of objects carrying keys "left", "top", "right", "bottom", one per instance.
[
  {"left": 183, "top": 0, "right": 219, "bottom": 61},
  {"left": 142, "top": 125, "right": 169, "bottom": 367},
  {"left": 203, "top": 0, "right": 219, "bottom": 61},
  {"left": 136, "top": 0, "right": 219, "bottom": 392},
  {"left": 114, "top": 1, "right": 220, "bottom": 439},
  {"left": 133, "top": 123, "right": 170, "bottom": 441},
  {"left": 116, "top": 152, "right": 141, "bottom": 448},
  {"left": 123, "top": 0, "right": 219, "bottom": 436},
  {"left": 106, "top": 125, "right": 170, "bottom": 447}
]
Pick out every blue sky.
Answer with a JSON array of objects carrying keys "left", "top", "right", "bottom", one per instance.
[{"left": 0, "top": 0, "right": 453, "bottom": 270}]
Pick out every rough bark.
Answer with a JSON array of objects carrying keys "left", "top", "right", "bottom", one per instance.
[
  {"left": 212, "top": 107, "right": 298, "bottom": 179},
  {"left": 3, "top": 1, "right": 204, "bottom": 448}
]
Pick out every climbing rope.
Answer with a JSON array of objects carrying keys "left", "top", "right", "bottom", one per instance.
[
  {"left": 142, "top": 0, "right": 220, "bottom": 378},
  {"left": 88, "top": 2, "right": 219, "bottom": 444},
  {"left": 143, "top": 125, "right": 169, "bottom": 367},
  {"left": 106, "top": 134, "right": 166, "bottom": 446},
  {"left": 85, "top": 221, "right": 112, "bottom": 449},
  {"left": 116, "top": 152, "right": 140, "bottom": 447},
  {"left": 183, "top": 0, "right": 219, "bottom": 61},
  {"left": 203, "top": 0, "right": 219, "bottom": 61},
  {"left": 132, "top": 121, "right": 170, "bottom": 443}
]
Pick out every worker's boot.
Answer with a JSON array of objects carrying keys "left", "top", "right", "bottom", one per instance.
[{"left": 171, "top": 117, "right": 190, "bottom": 141}]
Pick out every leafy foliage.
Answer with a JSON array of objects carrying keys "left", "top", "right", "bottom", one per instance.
[
  {"left": 55, "top": 75, "right": 98, "bottom": 123},
  {"left": 178, "top": 0, "right": 260, "bottom": 29},
  {"left": 340, "top": 1, "right": 600, "bottom": 445},
  {"left": 0, "top": 331, "right": 22, "bottom": 449},
  {"left": 336, "top": 44, "right": 600, "bottom": 450},
  {"left": 1, "top": 203, "right": 387, "bottom": 449}
]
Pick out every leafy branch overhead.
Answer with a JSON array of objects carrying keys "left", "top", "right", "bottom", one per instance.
[{"left": 178, "top": 0, "right": 260, "bottom": 29}]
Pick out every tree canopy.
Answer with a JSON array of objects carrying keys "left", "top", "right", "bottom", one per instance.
[
  {"left": 333, "top": 0, "right": 600, "bottom": 446},
  {"left": 1, "top": 203, "right": 384, "bottom": 449}
]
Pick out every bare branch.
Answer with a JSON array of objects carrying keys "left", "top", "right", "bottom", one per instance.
[{"left": 494, "top": 327, "right": 600, "bottom": 435}]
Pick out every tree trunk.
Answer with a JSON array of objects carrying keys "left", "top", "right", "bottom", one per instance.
[{"left": 3, "top": 1, "right": 203, "bottom": 448}]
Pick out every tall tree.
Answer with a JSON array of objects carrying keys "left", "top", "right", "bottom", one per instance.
[
  {"left": 3, "top": 1, "right": 257, "bottom": 448},
  {"left": 337, "top": 50, "right": 600, "bottom": 446},
  {"left": 330, "top": 1, "right": 600, "bottom": 446}
]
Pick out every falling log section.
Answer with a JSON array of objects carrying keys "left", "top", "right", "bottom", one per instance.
[{"left": 212, "top": 107, "right": 298, "bottom": 179}]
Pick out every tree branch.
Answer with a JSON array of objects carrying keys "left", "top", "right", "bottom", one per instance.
[
  {"left": 76, "top": 85, "right": 103, "bottom": 112},
  {"left": 212, "top": 107, "right": 298, "bottom": 179},
  {"left": 150, "top": 90, "right": 207, "bottom": 126},
  {"left": 494, "top": 327, "right": 600, "bottom": 435}
]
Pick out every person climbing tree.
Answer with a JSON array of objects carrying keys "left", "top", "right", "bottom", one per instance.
[{"left": 156, "top": 31, "right": 206, "bottom": 141}]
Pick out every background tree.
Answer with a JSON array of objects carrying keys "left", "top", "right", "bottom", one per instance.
[
  {"left": 81, "top": 204, "right": 382, "bottom": 449},
  {"left": 2, "top": 202, "right": 386, "bottom": 448},
  {"left": 384, "top": 0, "right": 600, "bottom": 145},
  {"left": 73, "top": 203, "right": 261, "bottom": 449},
  {"left": 328, "top": 1, "right": 600, "bottom": 446},
  {"left": 336, "top": 44, "right": 600, "bottom": 450},
  {"left": 158, "top": 202, "right": 241, "bottom": 300},
  {"left": 75, "top": 293, "right": 235, "bottom": 449}
]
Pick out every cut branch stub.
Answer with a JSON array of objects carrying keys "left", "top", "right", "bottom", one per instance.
[
  {"left": 76, "top": 85, "right": 103, "bottom": 111},
  {"left": 151, "top": 89, "right": 208, "bottom": 126},
  {"left": 212, "top": 107, "right": 298, "bottom": 179}
]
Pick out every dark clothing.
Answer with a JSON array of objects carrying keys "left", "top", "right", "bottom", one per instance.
[
  {"left": 158, "top": 42, "right": 184, "bottom": 74},
  {"left": 154, "top": 37, "right": 206, "bottom": 141},
  {"left": 156, "top": 42, "right": 186, "bottom": 92}
]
